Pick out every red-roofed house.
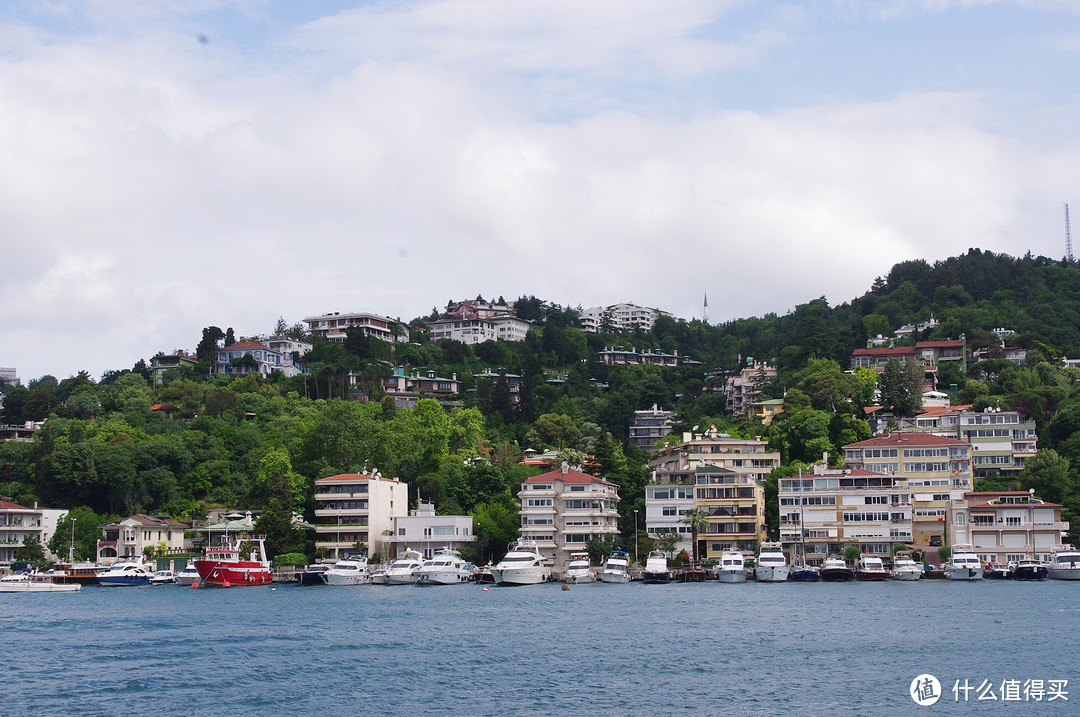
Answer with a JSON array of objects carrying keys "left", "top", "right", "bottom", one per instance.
[
  {"left": 518, "top": 463, "right": 620, "bottom": 570},
  {"left": 844, "top": 432, "right": 972, "bottom": 547},
  {"left": 950, "top": 491, "right": 1069, "bottom": 565}
]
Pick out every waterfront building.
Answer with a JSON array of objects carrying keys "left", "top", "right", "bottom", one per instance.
[
  {"left": 389, "top": 500, "right": 474, "bottom": 560},
  {"left": 96, "top": 514, "right": 187, "bottom": 565},
  {"left": 778, "top": 462, "right": 912, "bottom": 562},
  {"left": 629, "top": 405, "right": 675, "bottom": 453},
  {"left": 517, "top": 463, "right": 620, "bottom": 571},
  {"left": 897, "top": 407, "right": 1038, "bottom": 479},
  {"left": 0, "top": 500, "right": 43, "bottom": 568},
  {"left": 313, "top": 471, "right": 407, "bottom": 560},
  {"left": 950, "top": 491, "right": 1069, "bottom": 565},
  {"left": 644, "top": 464, "right": 696, "bottom": 555},
  {"left": 843, "top": 432, "right": 972, "bottom": 547},
  {"left": 303, "top": 312, "right": 409, "bottom": 343},
  {"left": 649, "top": 428, "right": 780, "bottom": 486}
]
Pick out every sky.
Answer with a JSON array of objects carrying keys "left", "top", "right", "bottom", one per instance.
[{"left": 2, "top": 0, "right": 1080, "bottom": 382}]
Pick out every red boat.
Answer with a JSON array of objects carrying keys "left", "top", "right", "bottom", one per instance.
[{"left": 193, "top": 535, "right": 272, "bottom": 587}]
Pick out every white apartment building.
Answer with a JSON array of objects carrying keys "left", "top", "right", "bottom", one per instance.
[
  {"left": 389, "top": 501, "right": 474, "bottom": 560},
  {"left": 649, "top": 428, "right": 781, "bottom": 485},
  {"left": 0, "top": 500, "right": 43, "bottom": 567},
  {"left": 900, "top": 407, "right": 1038, "bottom": 478},
  {"left": 213, "top": 341, "right": 305, "bottom": 378},
  {"left": 778, "top": 463, "right": 912, "bottom": 562},
  {"left": 313, "top": 472, "right": 408, "bottom": 560},
  {"left": 266, "top": 336, "right": 313, "bottom": 361},
  {"left": 579, "top": 303, "right": 674, "bottom": 333},
  {"left": 644, "top": 465, "right": 698, "bottom": 556},
  {"left": 303, "top": 312, "right": 409, "bottom": 343},
  {"left": 950, "top": 491, "right": 1068, "bottom": 564},
  {"left": 518, "top": 464, "right": 621, "bottom": 570}
]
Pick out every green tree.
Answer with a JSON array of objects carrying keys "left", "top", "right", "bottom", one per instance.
[
  {"left": 48, "top": 506, "right": 113, "bottom": 562},
  {"left": 15, "top": 535, "right": 46, "bottom": 566},
  {"left": 1019, "top": 449, "right": 1072, "bottom": 504},
  {"left": 680, "top": 507, "right": 710, "bottom": 563},
  {"left": 471, "top": 495, "right": 521, "bottom": 565}
]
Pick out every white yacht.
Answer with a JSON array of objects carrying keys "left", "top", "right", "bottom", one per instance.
[
  {"left": 754, "top": 542, "right": 789, "bottom": 582},
  {"left": 944, "top": 546, "right": 984, "bottom": 580},
  {"left": 1048, "top": 548, "right": 1080, "bottom": 580},
  {"left": 855, "top": 554, "right": 889, "bottom": 581},
  {"left": 890, "top": 552, "right": 923, "bottom": 581},
  {"left": 641, "top": 550, "right": 671, "bottom": 584},
  {"left": 176, "top": 561, "right": 200, "bottom": 586},
  {"left": 384, "top": 549, "right": 425, "bottom": 585},
  {"left": 97, "top": 560, "right": 153, "bottom": 586},
  {"left": 600, "top": 550, "right": 631, "bottom": 584},
  {"left": 491, "top": 539, "right": 551, "bottom": 586},
  {"left": 716, "top": 550, "right": 747, "bottom": 583},
  {"left": 149, "top": 569, "right": 177, "bottom": 585},
  {"left": 414, "top": 550, "right": 474, "bottom": 585},
  {"left": 564, "top": 552, "right": 595, "bottom": 584},
  {"left": 324, "top": 557, "right": 370, "bottom": 586}
]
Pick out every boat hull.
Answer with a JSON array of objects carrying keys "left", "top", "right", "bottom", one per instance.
[
  {"left": 491, "top": 567, "right": 549, "bottom": 586},
  {"left": 564, "top": 571, "right": 595, "bottom": 584},
  {"left": 194, "top": 560, "right": 272, "bottom": 587},
  {"left": 789, "top": 568, "right": 820, "bottom": 582},
  {"left": 640, "top": 571, "right": 670, "bottom": 584},
  {"left": 1048, "top": 567, "right": 1080, "bottom": 580},
  {"left": 890, "top": 568, "right": 923, "bottom": 581},
  {"left": 0, "top": 576, "right": 82, "bottom": 592},
  {"left": 415, "top": 571, "right": 472, "bottom": 585},
  {"left": 716, "top": 569, "right": 747, "bottom": 583},
  {"left": 820, "top": 568, "right": 854, "bottom": 582},
  {"left": 755, "top": 566, "right": 790, "bottom": 582},
  {"left": 98, "top": 575, "right": 150, "bottom": 586},
  {"left": 1011, "top": 566, "right": 1047, "bottom": 581},
  {"left": 855, "top": 570, "right": 889, "bottom": 581},
  {"left": 324, "top": 574, "right": 370, "bottom": 586},
  {"left": 945, "top": 567, "right": 984, "bottom": 580},
  {"left": 600, "top": 572, "right": 629, "bottom": 583}
]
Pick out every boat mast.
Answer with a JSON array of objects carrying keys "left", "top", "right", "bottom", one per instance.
[{"left": 798, "top": 468, "right": 807, "bottom": 566}]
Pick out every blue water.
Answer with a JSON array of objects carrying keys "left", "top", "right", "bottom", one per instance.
[{"left": 2, "top": 580, "right": 1078, "bottom": 716}]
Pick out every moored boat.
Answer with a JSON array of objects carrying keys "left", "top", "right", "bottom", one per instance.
[
  {"left": 855, "top": 554, "right": 888, "bottom": 581},
  {"left": 640, "top": 550, "right": 671, "bottom": 584},
  {"left": 1010, "top": 558, "right": 1047, "bottom": 581},
  {"left": 98, "top": 560, "right": 153, "bottom": 587},
  {"left": 299, "top": 563, "right": 331, "bottom": 586},
  {"left": 51, "top": 562, "right": 101, "bottom": 586},
  {"left": 716, "top": 550, "right": 747, "bottom": 583},
  {"left": 0, "top": 571, "right": 82, "bottom": 593},
  {"left": 1048, "top": 548, "right": 1080, "bottom": 580},
  {"left": 564, "top": 552, "right": 596, "bottom": 584},
  {"left": 676, "top": 563, "right": 707, "bottom": 582},
  {"left": 490, "top": 539, "right": 551, "bottom": 586},
  {"left": 324, "top": 557, "right": 370, "bottom": 586},
  {"left": 789, "top": 562, "right": 820, "bottom": 582},
  {"left": 820, "top": 556, "right": 854, "bottom": 582},
  {"left": 415, "top": 550, "right": 474, "bottom": 585},
  {"left": 149, "top": 569, "right": 177, "bottom": 585},
  {"left": 176, "top": 561, "right": 200, "bottom": 586},
  {"left": 755, "top": 542, "right": 789, "bottom": 583},
  {"left": 384, "top": 549, "right": 425, "bottom": 585},
  {"left": 944, "top": 546, "right": 984, "bottom": 581},
  {"left": 193, "top": 535, "right": 273, "bottom": 587},
  {"left": 600, "top": 550, "right": 631, "bottom": 583},
  {"left": 889, "top": 552, "right": 923, "bottom": 581}
]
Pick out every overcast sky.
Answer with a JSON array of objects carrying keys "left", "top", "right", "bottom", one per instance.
[{"left": 2, "top": 0, "right": 1079, "bottom": 382}]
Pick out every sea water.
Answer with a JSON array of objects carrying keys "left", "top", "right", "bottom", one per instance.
[{"left": 2, "top": 580, "right": 1078, "bottom": 716}]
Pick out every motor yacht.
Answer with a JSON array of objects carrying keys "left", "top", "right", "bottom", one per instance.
[
  {"left": 944, "top": 546, "right": 984, "bottom": 580},
  {"left": 855, "top": 554, "right": 889, "bottom": 581},
  {"left": 716, "top": 550, "right": 747, "bottom": 583},
  {"left": 414, "top": 550, "right": 474, "bottom": 585},
  {"left": 564, "top": 552, "right": 596, "bottom": 584},
  {"left": 324, "top": 557, "right": 370, "bottom": 586},
  {"left": 384, "top": 549, "right": 425, "bottom": 585},
  {"left": 600, "top": 550, "right": 631, "bottom": 583},
  {"left": 490, "top": 539, "right": 551, "bottom": 586},
  {"left": 819, "top": 556, "right": 854, "bottom": 582},
  {"left": 98, "top": 560, "right": 153, "bottom": 586},
  {"left": 754, "top": 542, "right": 789, "bottom": 582},
  {"left": 1010, "top": 558, "right": 1047, "bottom": 581},
  {"left": 1048, "top": 548, "right": 1080, "bottom": 580},
  {"left": 298, "top": 563, "right": 331, "bottom": 586},
  {"left": 176, "top": 561, "right": 200, "bottom": 586},
  {"left": 640, "top": 550, "right": 671, "bottom": 584},
  {"left": 889, "top": 552, "right": 923, "bottom": 581},
  {"left": 149, "top": 569, "right": 177, "bottom": 585}
]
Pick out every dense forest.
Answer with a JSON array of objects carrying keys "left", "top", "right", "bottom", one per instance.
[{"left": 4, "top": 248, "right": 1080, "bottom": 561}]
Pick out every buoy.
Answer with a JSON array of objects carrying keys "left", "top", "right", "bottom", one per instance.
[
  {"left": 191, "top": 581, "right": 200, "bottom": 589},
  {"left": 561, "top": 583, "right": 570, "bottom": 591},
  {"left": 271, "top": 587, "right": 277, "bottom": 591},
  {"left": 222, "top": 580, "right": 231, "bottom": 588},
  {"left": 482, "top": 587, "right": 491, "bottom": 592}
]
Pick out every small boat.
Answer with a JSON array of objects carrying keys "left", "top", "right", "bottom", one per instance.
[
  {"left": 755, "top": 542, "right": 790, "bottom": 583},
  {"left": 415, "top": 550, "right": 474, "bottom": 585},
  {"left": 98, "top": 560, "right": 153, "bottom": 587},
  {"left": 600, "top": 550, "right": 631, "bottom": 584},
  {"left": 298, "top": 563, "right": 331, "bottom": 586},
  {"left": 676, "top": 562, "right": 708, "bottom": 582},
  {"left": 944, "top": 547, "right": 984, "bottom": 581},
  {"left": 193, "top": 535, "right": 273, "bottom": 587},
  {"left": 716, "top": 550, "right": 747, "bottom": 583},
  {"left": 384, "top": 549, "right": 425, "bottom": 585},
  {"left": 51, "top": 562, "right": 101, "bottom": 586},
  {"left": 564, "top": 552, "right": 596, "bottom": 584},
  {"left": 0, "top": 571, "right": 82, "bottom": 593},
  {"left": 324, "top": 557, "right": 371, "bottom": 586},
  {"left": 1010, "top": 558, "right": 1047, "bottom": 581},
  {"left": 889, "top": 552, "right": 923, "bottom": 581},
  {"left": 640, "top": 550, "right": 671, "bottom": 584},
  {"left": 789, "top": 562, "right": 820, "bottom": 582},
  {"left": 1048, "top": 548, "right": 1080, "bottom": 580},
  {"left": 820, "top": 556, "right": 854, "bottom": 582},
  {"left": 176, "top": 561, "right": 200, "bottom": 586},
  {"left": 149, "top": 569, "right": 177, "bottom": 585},
  {"left": 490, "top": 539, "right": 551, "bottom": 586},
  {"left": 855, "top": 555, "right": 889, "bottom": 581},
  {"left": 983, "top": 563, "right": 1010, "bottom": 580}
]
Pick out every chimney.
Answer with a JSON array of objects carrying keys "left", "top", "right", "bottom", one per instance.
[{"left": 561, "top": 461, "right": 570, "bottom": 475}]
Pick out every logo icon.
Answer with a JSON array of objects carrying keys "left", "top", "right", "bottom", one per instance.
[{"left": 911, "top": 674, "right": 941, "bottom": 706}]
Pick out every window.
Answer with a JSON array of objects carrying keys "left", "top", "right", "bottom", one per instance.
[
  {"left": 1006, "top": 516, "right": 1021, "bottom": 526},
  {"left": 662, "top": 506, "right": 678, "bottom": 517},
  {"left": 864, "top": 496, "right": 888, "bottom": 505},
  {"left": 955, "top": 512, "right": 966, "bottom": 526}
]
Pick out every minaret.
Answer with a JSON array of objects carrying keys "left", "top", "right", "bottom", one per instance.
[{"left": 703, "top": 292, "right": 709, "bottom": 324}]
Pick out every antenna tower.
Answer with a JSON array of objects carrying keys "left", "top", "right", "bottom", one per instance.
[{"left": 1067, "top": 202, "right": 1074, "bottom": 263}]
